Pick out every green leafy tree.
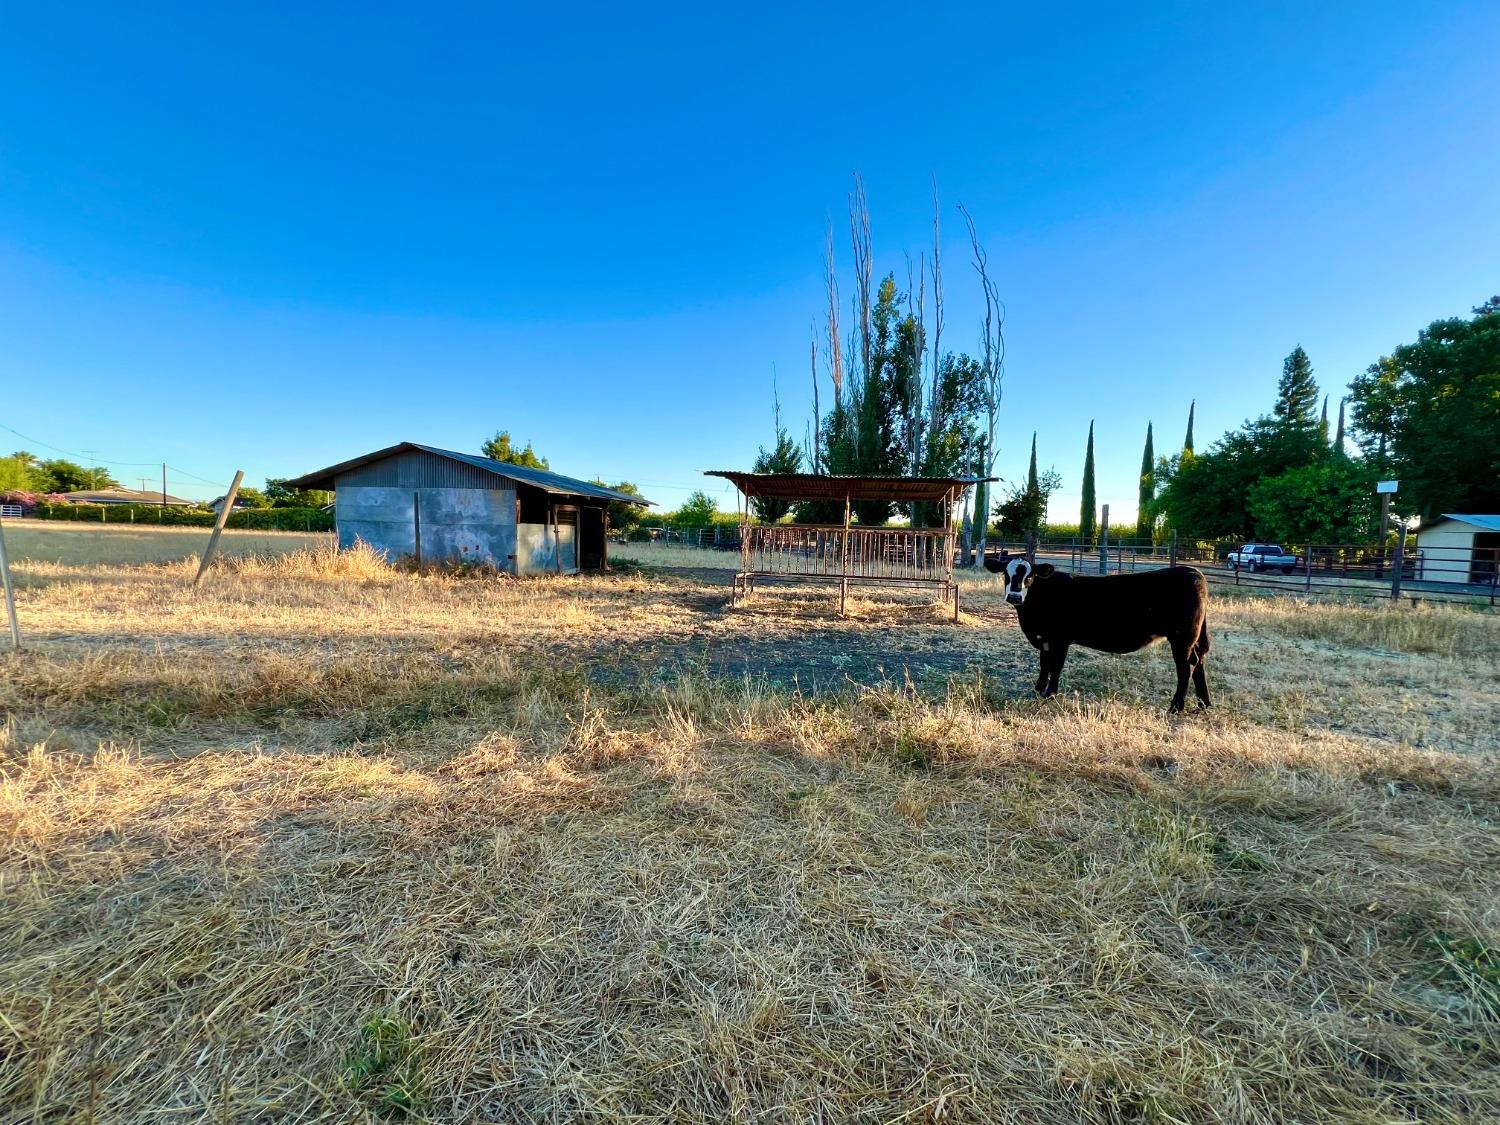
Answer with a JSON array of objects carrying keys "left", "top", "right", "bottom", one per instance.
[
  {"left": 1079, "top": 421, "right": 1097, "bottom": 542},
  {"left": 591, "top": 480, "right": 646, "bottom": 535},
  {"left": 675, "top": 490, "right": 719, "bottom": 527},
  {"left": 5, "top": 450, "right": 50, "bottom": 491},
  {"left": 750, "top": 433, "right": 803, "bottom": 522},
  {"left": 481, "top": 431, "right": 549, "bottom": 469},
  {"left": 232, "top": 486, "right": 273, "bottom": 509},
  {"left": 994, "top": 440, "right": 1060, "bottom": 539},
  {"left": 1248, "top": 457, "right": 1378, "bottom": 544},
  {"left": 1136, "top": 422, "right": 1155, "bottom": 539},
  {"left": 265, "top": 478, "right": 332, "bottom": 508},
  {"left": 38, "top": 458, "right": 117, "bottom": 492},
  {"left": 1347, "top": 297, "right": 1500, "bottom": 520}
]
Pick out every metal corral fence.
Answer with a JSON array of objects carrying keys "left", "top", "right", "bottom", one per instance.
[
  {"left": 995, "top": 534, "right": 1499, "bottom": 609},
  {"left": 624, "top": 525, "right": 744, "bottom": 549}
]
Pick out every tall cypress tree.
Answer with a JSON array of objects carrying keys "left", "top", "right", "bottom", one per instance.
[
  {"left": 1334, "top": 397, "right": 1346, "bottom": 451},
  {"left": 1136, "top": 422, "right": 1154, "bottom": 539},
  {"left": 1183, "top": 400, "right": 1195, "bottom": 455},
  {"left": 1318, "top": 395, "right": 1330, "bottom": 443},
  {"left": 1080, "top": 421, "right": 1097, "bottom": 542},
  {"left": 1025, "top": 432, "right": 1038, "bottom": 494}
]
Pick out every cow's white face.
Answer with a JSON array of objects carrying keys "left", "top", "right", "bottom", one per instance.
[{"left": 1003, "top": 557, "right": 1033, "bottom": 605}]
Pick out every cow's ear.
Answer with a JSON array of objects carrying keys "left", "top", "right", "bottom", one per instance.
[{"left": 1032, "top": 563, "right": 1056, "bottom": 580}]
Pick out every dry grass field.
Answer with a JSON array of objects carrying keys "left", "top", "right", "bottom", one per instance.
[
  {"left": 2, "top": 530, "right": 1499, "bottom": 1122},
  {"left": 2, "top": 520, "right": 333, "bottom": 567}
]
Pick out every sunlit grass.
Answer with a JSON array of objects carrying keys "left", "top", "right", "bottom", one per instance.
[{"left": 1, "top": 533, "right": 1498, "bottom": 1121}]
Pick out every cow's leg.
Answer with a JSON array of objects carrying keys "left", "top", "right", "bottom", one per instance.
[
  {"left": 1045, "top": 643, "right": 1070, "bottom": 697},
  {"left": 1192, "top": 622, "right": 1212, "bottom": 708},
  {"left": 1034, "top": 644, "right": 1051, "bottom": 695},
  {"left": 1168, "top": 636, "right": 1193, "bottom": 713}
]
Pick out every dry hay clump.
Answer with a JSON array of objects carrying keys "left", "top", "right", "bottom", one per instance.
[{"left": 4, "top": 650, "right": 1500, "bottom": 1123}]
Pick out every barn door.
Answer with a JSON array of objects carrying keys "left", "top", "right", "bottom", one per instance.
[{"left": 554, "top": 506, "right": 578, "bottom": 572}]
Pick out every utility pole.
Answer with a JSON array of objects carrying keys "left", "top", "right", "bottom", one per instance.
[
  {"left": 162, "top": 463, "right": 168, "bottom": 510},
  {"left": 82, "top": 450, "right": 98, "bottom": 489}
]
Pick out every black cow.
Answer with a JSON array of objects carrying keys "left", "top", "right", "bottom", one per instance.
[{"left": 985, "top": 555, "right": 1212, "bottom": 712}]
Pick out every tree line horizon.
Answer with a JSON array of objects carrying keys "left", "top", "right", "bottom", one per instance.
[{"left": 723, "top": 177, "right": 1499, "bottom": 549}]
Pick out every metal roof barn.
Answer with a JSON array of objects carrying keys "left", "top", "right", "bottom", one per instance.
[{"left": 285, "top": 443, "right": 651, "bottom": 574}]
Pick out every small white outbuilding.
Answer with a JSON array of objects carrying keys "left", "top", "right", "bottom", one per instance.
[{"left": 1415, "top": 514, "right": 1500, "bottom": 585}]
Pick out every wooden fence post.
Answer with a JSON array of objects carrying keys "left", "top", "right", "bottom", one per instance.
[
  {"left": 1099, "top": 504, "right": 1110, "bottom": 575},
  {"left": 1168, "top": 529, "right": 1177, "bottom": 568},
  {"left": 193, "top": 471, "right": 244, "bottom": 587},
  {"left": 0, "top": 515, "right": 20, "bottom": 650}
]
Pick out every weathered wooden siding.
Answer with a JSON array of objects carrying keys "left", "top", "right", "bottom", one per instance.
[{"left": 336, "top": 484, "right": 517, "bottom": 569}]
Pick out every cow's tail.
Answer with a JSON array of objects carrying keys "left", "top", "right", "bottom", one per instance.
[{"left": 1196, "top": 620, "right": 1211, "bottom": 657}]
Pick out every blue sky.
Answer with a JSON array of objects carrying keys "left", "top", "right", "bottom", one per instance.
[{"left": 3, "top": 2, "right": 1497, "bottom": 518}]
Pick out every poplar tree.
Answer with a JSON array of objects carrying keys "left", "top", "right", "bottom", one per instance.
[
  {"left": 1137, "top": 422, "right": 1154, "bottom": 539},
  {"left": 1080, "top": 421, "right": 1097, "bottom": 542},
  {"left": 1183, "top": 400, "right": 1195, "bottom": 455},
  {"left": 1025, "top": 432, "right": 1038, "bottom": 494}
]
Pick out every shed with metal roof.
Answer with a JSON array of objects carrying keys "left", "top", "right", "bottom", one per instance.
[
  {"left": 283, "top": 443, "right": 651, "bottom": 574},
  {"left": 1414, "top": 514, "right": 1500, "bottom": 586}
]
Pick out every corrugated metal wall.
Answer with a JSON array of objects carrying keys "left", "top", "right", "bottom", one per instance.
[
  {"left": 337, "top": 484, "right": 518, "bottom": 569},
  {"left": 339, "top": 448, "right": 502, "bottom": 489}
]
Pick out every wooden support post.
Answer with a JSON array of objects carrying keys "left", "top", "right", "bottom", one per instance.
[
  {"left": 413, "top": 492, "right": 422, "bottom": 570},
  {"left": 1305, "top": 543, "right": 1313, "bottom": 592},
  {"left": 1168, "top": 528, "right": 1177, "bottom": 568},
  {"left": 840, "top": 492, "right": 851, "bottom": 616},
  {"left": 1099, "top": 504, "right": 1110, "bottom": 575},
  {"left": 738, "top": 487, "right": 751, "bottom": 606},
  {"left": 193, "top": 470, "right": 244, "bottom": 587},
  {"left": 0, "top": 514, "right": 20, "bottom": 650}
]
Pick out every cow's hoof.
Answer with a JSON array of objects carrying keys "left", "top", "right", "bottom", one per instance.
[{"left": 1168, "top": 701, "right": 1186, "bottom": 714}]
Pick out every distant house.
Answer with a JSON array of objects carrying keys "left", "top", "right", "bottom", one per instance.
[
  {"left": 281, "top": 442, "right": 651, "bottom": 574},
  {"left": 209, "top": 494, "right": 252, "bottom": 515},
  {"left": 1416, "top": 514, "right": 1500, "bottom": 585},
  {"left": 62, "top": 487, "right": 197, "bottom": 507}
]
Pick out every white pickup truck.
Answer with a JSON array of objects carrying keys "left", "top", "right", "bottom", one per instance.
[{"left": 1228, "top": 543, "right": 1300, "bottom": 574}]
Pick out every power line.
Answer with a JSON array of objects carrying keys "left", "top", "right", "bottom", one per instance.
[
  {"left": 0, "top": 422, "right": 162, "bottom": 467},
  {"left": 2, "top": 420, "right": 233, "bottom": 488}
]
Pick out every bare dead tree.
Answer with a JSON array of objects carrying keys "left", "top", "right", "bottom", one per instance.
[
  {"left": 958, "top": 201, "right": 1005, "bottom": 565},
  {"left": 848, "top": 174, "right": 874, "bottom": 387},
  {"left": 772, "top": 362, "right": 782, "bottom": 435},
  {"left": 928, "top": 177, "right": 945, "bottom": 468},
  {"left": 809, "top": 323, "right": 821, "bottom": 473},
  {"left": 824, "top": 222, "right": 844, "bottom": 409}
]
